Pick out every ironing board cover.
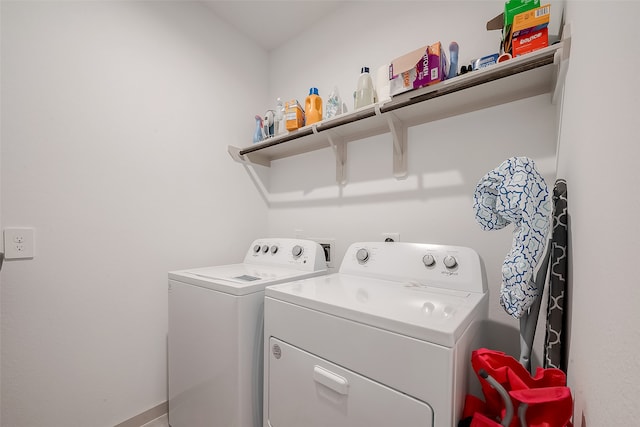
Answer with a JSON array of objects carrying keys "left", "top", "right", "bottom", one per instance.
[
  {"left": 544, "top": 179, "right": 569, "bottom": 372},
  {"left": 473, "top": 157, "right": 551, "bottom": 318}
]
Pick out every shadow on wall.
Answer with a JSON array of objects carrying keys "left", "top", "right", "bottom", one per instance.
[
  {"left": 247, "top": 95, "right": 559, "bottom": 209},
  {"left": 479, "top": 319, "right": 535, "bottom": 364}
]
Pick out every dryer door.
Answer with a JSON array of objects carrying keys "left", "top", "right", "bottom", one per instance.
[{"left": 267, "top": 338, "right": 434, "bottom": 427}]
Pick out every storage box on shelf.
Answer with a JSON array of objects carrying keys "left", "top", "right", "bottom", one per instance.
[{"left": 389, "top": 41, "right": 449, "bottom": 97}]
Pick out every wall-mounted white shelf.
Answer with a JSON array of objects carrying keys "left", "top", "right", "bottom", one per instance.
[{"left": 229, "top": 39, "right": 570, "bottom": 185}]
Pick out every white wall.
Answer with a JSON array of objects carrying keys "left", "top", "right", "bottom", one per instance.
[
  {"left": 265, "top": 0, "right": 559, "bottom": 358},
  {"left": 558, "top": 2, "right": 640, "bottom": 426},
  {"left": 6, "top": 1, "right": 638, "bottom": 426},
  {"left": 0, "top": 1, "right": 268, "bottom": 426}
]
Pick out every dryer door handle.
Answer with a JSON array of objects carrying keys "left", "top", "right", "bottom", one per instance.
[{"left": 313, "top": 365, "right": 349, "bottom": 395}]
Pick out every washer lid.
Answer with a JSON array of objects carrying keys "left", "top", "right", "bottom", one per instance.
[
  {"left": 265, "top": 273, "right": 487, "bottom": 347},
  {"left": 169, "top": 264, "right": 324, "bottom": 296}
]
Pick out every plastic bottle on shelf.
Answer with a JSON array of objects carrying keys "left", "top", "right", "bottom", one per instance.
[
  {"left": 275, "top": 97, "right": 286, "bottom": 135},
  {"left": 305, "top": 88, "right": 323, "bottom": 125},
  {"left": 253, "top": 115, "right": 263, "bottom": 143},
  {"left": 354, "top": 66, "right": 375, "bottom": 110},
  {"left": 325, "top": 86, "right": 343, "bottom": 119}
]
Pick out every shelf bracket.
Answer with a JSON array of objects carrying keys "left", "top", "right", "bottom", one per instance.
[
  {"left": 552, "top": 25, "right": 571, "bottom": 105},
  {"left": 385, "top": 112, "right": 408, "bottom": 179},
  {"left": 325, "top": 131, "right": 347, "bottom": 185}
]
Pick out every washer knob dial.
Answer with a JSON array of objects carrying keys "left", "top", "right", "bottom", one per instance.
[
  {"left": 422, "top": 254, "right": 436, "bottom": 267},
  {"left": 292, "top": 245, "right": 303, "bottom": 258},
  {"left": 443, "top": 255, "right": 458, "bottom": 269},
  {"left": 356, "top": 248, "right": 370, "bottom": 264},
  {"left": 254, "top": 245, "right": 261, "bottom": 253},
  {"left": 262, "top": 245, "right": 269, "bottom": 254},
  {"left": 270, "top": 245, "right": 278, "bottom": 254}
]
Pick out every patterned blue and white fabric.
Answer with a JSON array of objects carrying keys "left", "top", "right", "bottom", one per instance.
[{"left": 473, "top": 157, "right": 551, "bottom": 319}]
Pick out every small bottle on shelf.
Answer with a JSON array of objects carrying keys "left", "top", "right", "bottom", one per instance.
[
  {"left": 275, "top": 97, "right": 286, "bottom": 135},
  {"left": 354, "top": 66, "right": 375, "bottom": 110}
]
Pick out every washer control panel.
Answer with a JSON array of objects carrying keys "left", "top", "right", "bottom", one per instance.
[
  {"left": 245, "top": 238, "right": 327, "bottom": 272},
  {"left": 340, "top": 242, "right": 485, "bottom": 293}
]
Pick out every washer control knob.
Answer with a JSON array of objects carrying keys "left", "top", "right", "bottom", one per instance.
[
  {"left": 292, "top": 245, "right": 304, "bottom": 258},
  {"left": 262, "top": 245, "right": 269, "bottom": 254},
  {"left": 443, "top": 255, "right": 458, "bottom": 269},
  {"left": 254, "top": 245, "right": 261, "bottom": 253},
  {"left": 422, "top": 254, "right": 436, "bottom": 267},
  {"left": 270, "top": 245, "right": 278, "bottom": 254},
  {"left": 356, "top": 248, "right": 370, "bottom": 264}
]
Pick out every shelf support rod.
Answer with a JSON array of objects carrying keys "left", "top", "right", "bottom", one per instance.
[
  {"left": 385, "top": 112, "right": 408, "bottom": 179},
  {"left": 228, "top": 145, "right": 246, "bottom": 163},
  {"left": 228, "top": 145, "right": 271, "bottom": 167}
]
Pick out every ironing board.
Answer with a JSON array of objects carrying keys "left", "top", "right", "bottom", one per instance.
[
  {"left": 543, "top": 179, "right": 568, "bottom": 372},
  {"left": 519, "top": 179, "right": 569, "bottom": 373}
]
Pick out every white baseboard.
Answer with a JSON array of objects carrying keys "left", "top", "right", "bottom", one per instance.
[{"left": 114, "top": 401, "right": 168, "bottom": 427}]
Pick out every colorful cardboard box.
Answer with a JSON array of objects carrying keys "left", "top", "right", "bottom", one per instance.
[
  {"left": 512, "top": 4, "right": 550, "bottom": 38},
  {"left": 389, "top": 42, "right": 449, "bottom": 97},
  {"left": 486, "top": 0, "right": 541, "bottom": 55},
  {"left": 285, "top": 99, "right": 305, "bottom": 131},
  {"left": 512, "top": 27, "right": 548, "bottom": 57}
]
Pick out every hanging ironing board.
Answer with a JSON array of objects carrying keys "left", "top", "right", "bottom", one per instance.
[
  {"left": 544, "top": 179, "right": 569, "bottom": 372},
  {"left": 522, "top": 179, "right": 569, "bottom": 373}
]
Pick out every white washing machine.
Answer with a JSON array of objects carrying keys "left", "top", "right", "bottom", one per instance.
[
  {"left": 168, "top": 238, "right": 327, "bottom": 427},
  {"left": 263, "top": 242, "right": 488, "bottom": 427}
]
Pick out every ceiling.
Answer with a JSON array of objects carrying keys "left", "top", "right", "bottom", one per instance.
[{"left": 201, "top": 1, "right": 346, "bottom": 50}]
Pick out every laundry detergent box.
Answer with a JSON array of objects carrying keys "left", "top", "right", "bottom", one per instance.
[
  {"left": 486, "top": 0, "right": 540, "bottom": 54},
  {"left": 512, "top": 4, "right": 550, "bottom": 39},
  {"left": 512, "top": 27, "right": 548, "bottom": 57},
  {"left": 389, "top": 42, "right": 449, "bottom": 97}
]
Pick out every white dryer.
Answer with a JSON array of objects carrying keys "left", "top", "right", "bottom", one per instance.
[
  {"left": 168, "top": 238, "right": 327, "bottom": 427},
  {"left": 263, "top": 242, "right": 488, "bottom": 427}
]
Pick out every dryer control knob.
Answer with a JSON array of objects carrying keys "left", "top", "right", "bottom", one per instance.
[
  {"left": 443, "top": 255, "right": 458, "bottom": 269},
  {"left": 262, "top": 245, "right": 269, "bottom": 254},
  {"left": 270, "top": 245, "right": 278, "bottom": 254},
  {"left": 254, "top": 245, "right": 261, "bottom": 253},
  {"left": 292, "top": 245, "right": 304, "bottom": 258},
  {"left": 356, "top": 248, "right": 370, "bottom": 264},
  {"left": 422, "top": 254, "right": 436, "bottom": 267}
]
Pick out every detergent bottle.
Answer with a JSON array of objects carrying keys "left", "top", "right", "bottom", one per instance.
[
  {"left": 305, "top": 87, "right": 323, "bottom": 125},
  {"left": 354, "top": 67, "right": 375, "bottom": 110}
]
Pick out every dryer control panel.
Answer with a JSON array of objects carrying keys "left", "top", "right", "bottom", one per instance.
[{"left": 340, "top": 242, "right": 486, "bottom": 294}]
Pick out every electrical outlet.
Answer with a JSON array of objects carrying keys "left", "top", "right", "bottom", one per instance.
[
  {"left": 4, "top": 227, "right": 35, "bottom": 259},
  {"left": 382, "top": 232, "right": 400, "bottom": 242},
  {"left": 309, "top": 238, "right": 335, "bottom": 268}
]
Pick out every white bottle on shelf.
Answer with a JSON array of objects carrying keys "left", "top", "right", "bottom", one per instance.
[
  {"left": 275, "top": 97, "right": 286, "bottom": 135},
  {"left": 354, "top": 66, "right": 375, "bottom": 110}
]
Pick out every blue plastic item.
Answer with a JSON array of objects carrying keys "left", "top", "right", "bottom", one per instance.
[
  {"left": 253, "top": 115, "right": 263, "bottom": 143},
  {"left": 448, "top": 41, "right": 459, "bottom": 79}
]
